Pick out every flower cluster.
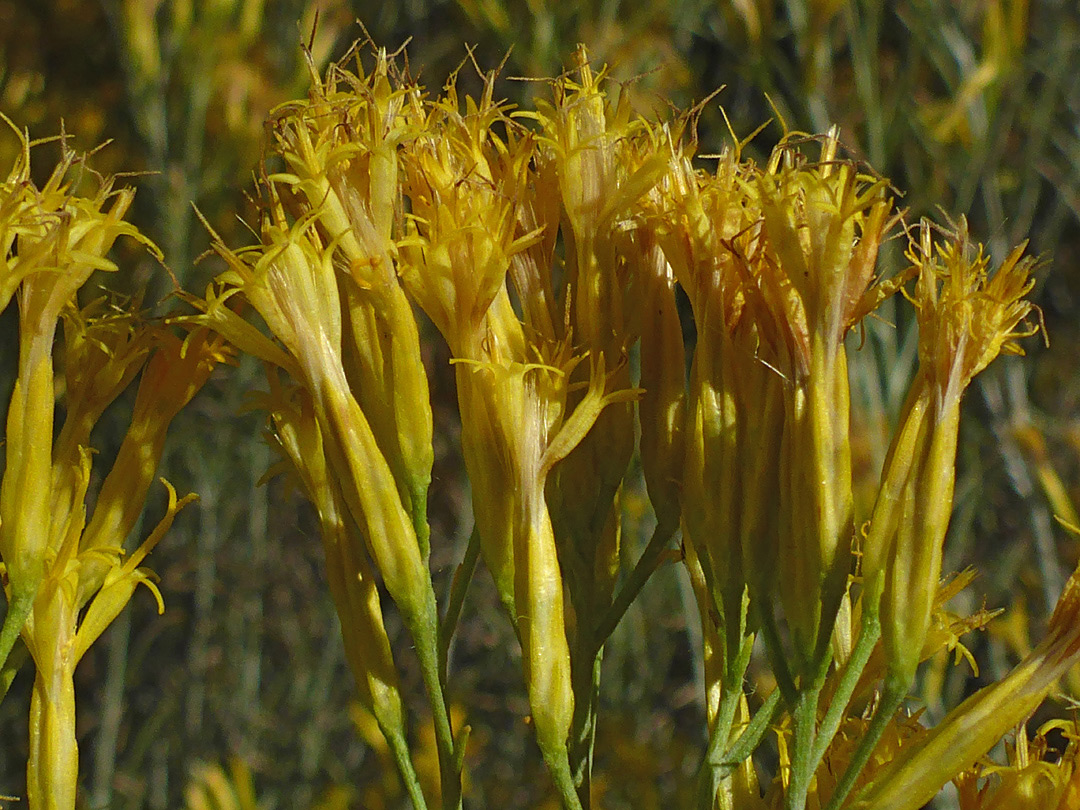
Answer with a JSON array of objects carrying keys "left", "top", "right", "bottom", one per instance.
[
  {"left": 0, "top": 122, "right": 227, "bottom": 808},
  {"left": 178, "top": 42, "right": 1053, "bottom": 810}
]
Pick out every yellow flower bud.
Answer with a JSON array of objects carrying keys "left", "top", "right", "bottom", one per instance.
[
  {"left": 201, "top": 194, "right": 432, "bottom": 628},
  {"left": 525, "top": 48, "right": 669, "bottom": 606},
  {"left": 257, "top": 376, "right": 407, "bottom": 744},
  {"left": 397, "top": 73, "right": 547, "bottom": 615},
  {"left": 54, "top": 299, "right": 151, "bottom": 466},
  {"left": 863, "top": 220, "right": 1037, "bottom": 683},
  {"left": 398, "top": 72, "right": 538, "bottom": 360},
  {"left": 268, "top": 50, "right": 434, "bottom": 539},
  {"left": 649, "top": 144, "right": 780, "bottom": 662},
  {"left": 399, "top": 83, "right": 635, "bottom": 771},
  {"left": 1, "top": 360, "right": 56, "bottom": 613},
  {"left": 0, "top": 131, "right": 160, "bottom": 668},
  {"left": 754, "top": 130, "right": 895, "bottom": 670}
]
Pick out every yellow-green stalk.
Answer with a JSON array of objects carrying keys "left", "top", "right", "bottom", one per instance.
[
  {"left": 0, "top": 131, "right": 156, "bottom": 671},
  {"left": 257, "top": 374, "right": 424, "bottom": 808},
  {"left": 196, "top": 153, "right": 458, "bottom": 808},
  {"left": 267, "top": 49, "right": 434, "bottom": 549},
  {"left": 863, "top": 220, "right": 1037, "bottom": 685},
  {"left": 852, "top": 554, "right": 1080, "bottom": 810},
  {"left": 755, "top": 130, "right": 894, "bottom": 673}
]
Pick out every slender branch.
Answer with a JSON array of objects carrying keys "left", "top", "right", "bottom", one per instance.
[
  {"left": 820, "top": 673, "right": 908, "bottom": 810},
  {"left": 438, "top": 526, "right": 481, "bottom": 684},
  {"left": 0, "top": 635, "right": 28, "bottom": 705},
  {"left": 695, "top": 636, "right": 755, "bottom": 810},
  {"left": 543, "top": 743, "right": 586, "bottom": 810},
  {"left": 592, "top": 517, "right": 678, "bottom": 653},
  {"left": 785, "top": 646, "right": 835, "bottom": 810},
  {"left": 572, "top": 650, "right": 603, "bottom": 809},
  {"left": 566, "top": 517, "right": 677, "bottom": 806},
  {"left": 785, "top": 680, "right": 824, "bottom": 810},
  {"left": 712, "top": 687, "right": 784, "bottom": 777},
  {"left": 570, "top": 583, "right": 604, "bottom": 809},
  {"left": 410, "top": 594, "right": 463, "bottom": 810},
  {"left": 810, "top": 610, "right": 881, "bottom": 767},
  {"left": 0, "top": 591, "right": 33, "bottom": 680},
  {"left": 383, "top": 723, "right": 430, "bottom": 810}
]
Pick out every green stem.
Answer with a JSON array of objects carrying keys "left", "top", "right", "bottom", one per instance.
[
  {"left": 568, "top": 501, "right": 658, "bottom": 805},
  {"left": 570, "top": 601, "right": 604, "bottom": 808},
  {"left": 712, "top": 688, "right": 784, "bottom": 779},
  {"left": 385, "top": 725, "right": 431, "bottom": 810},
  {"left": 591, "top": 517, "right": 678, "bottom": 653},
  {"left": 810, "top": 610, "right": 882, "bottom": 768},
  {"left": 695, "top": 637, "right": 755, "bottom": 810},
  {"left": 0, "top": 636, "right": 28, "bottom": 705},
  {"left": 0, "top": 590, "right": 33, "bottom": 679},
  {"left": 786, "top": 681, "right": 824, "bottom": 810},
  {"left": 544, "top": 745, "right": 586, "bottom": 810},
  {"left": 438, "top": 526, "right": 481, "bottom": 684},
  {"left": 820, "top": 672, "right": 908, "bottom": 810},
  {"left": 785, "top": 641, "right": 836, "bottom": 810},
  {"left": 410, "top": 594, "right": 463, "bottom": 810},
  {"left": 581, "top": 650, "right": 602, "bottom": 807}
]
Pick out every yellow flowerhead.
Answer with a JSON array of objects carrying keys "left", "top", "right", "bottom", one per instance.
[
  {"left": 862, "top": 219, "right": 1037, "bottom": 683},
  {"left": 398, "top": 68, "right": 540, "bottom": 360},
  {"left": 201, "top": 196, "right": 431, "bottom": 630},
  {"left": 524, "top": 47, "right": 670, "bottom": 625},
  {"left": 0, "top": 127, "right": 159, "bottom": 669},
  {"left": 754, "top": 130, "right": 898, "bottom": 671},
  {"left": 267, "top": 47, "right": 434, "bottom": 544},
  {"left": 254, "top": 373, "right": 407, "bottom": 749},
  {"left": 648, "top": 142, "right": 781, "bottom": 663},
  {"left": 954, "top": 720, "right": 1080, "bottom": 810},
  {"left": 910, "top": 217, "right": 1038, "bottom": 410}
]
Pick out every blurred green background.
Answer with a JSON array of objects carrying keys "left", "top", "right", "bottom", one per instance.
[{"left": 1, "top": 0, "right": 1079, "bottom": 807}]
